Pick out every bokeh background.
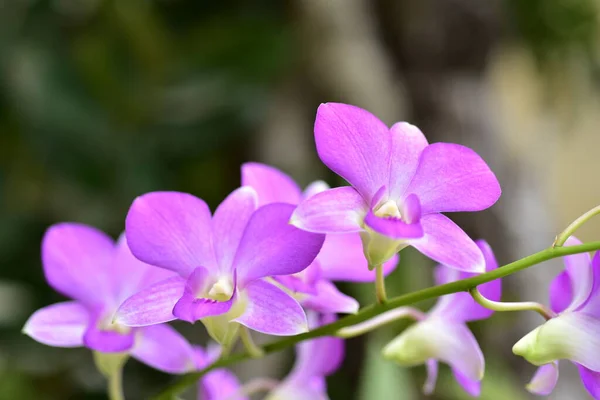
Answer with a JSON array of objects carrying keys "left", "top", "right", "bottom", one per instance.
[{"left": 1, "top": 0, "right": 599, "bottom": 399}]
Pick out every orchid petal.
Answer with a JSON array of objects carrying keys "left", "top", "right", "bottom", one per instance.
[
  {"left": 42, "top": 223, "right": 114, "bottom": 306},
  {"left": 173, "top": 293, "right": 235, "bottom": 324},
  {"left": 200, "top": 369, "right": 247, "bottom": 400},
  {"left": 301, "top": 280, "right": 359, "bottom": 314},
  {"left": 115, "top": 276, "right": 185, "bottom": 327},
  {"left": 364, "top": 210, "right": 424, "bottom": 239},
  {"left": 314, "top": 103, "right": 390, "bottom": 202},
  {"left": 234, "top": 280, "right": 308, "bottom": 336},
  {"left": 410, "top": 213, "right": 485, "bottom": 273},
  {"left": 562, "top": 237, "right": 593, "bottom": 312},
  {"left": 303, "top": 181, "right": 330, "bottom": 199},
  {"left": 423, "top": 359, "right": 438, "bottom": 395},
  {"left": 212, "top": 187, "right": 258, "bottom": 274},
  {"left": 22, "top": 302, "right": 89, "bottom": 348},
  {"left": 388, "top": 122, "right": 428, "bottom": 199},
  {"left": 234, "top": 203, "right": 324, "bottom": 286},
  {"left": 317, "top": 233, "right": 398, "bottom": 282},
  {"left": 241, "top": 162, "right": 302, "bottom": 206},
  {"left": 581, "top": 252, "right": 600, "bottom": 317},
  {"left": 430, "top": 240, "right": 501, "bottom": 322},
  {"left": 83, "top": 323, "right": 134, "bottom": 353},
  {"left": 131, "top": 324, "right": 195, "bottom": 374},
  {"left": 526, "top": 362, "right": 559, "bottom": 396},
  {"left": 291, "top": 187, "right": 367, "bottom": 234},
  {"left": 512, "top": 312, "right": 600, "bottom": 371},
  {"left": 383, "top": 319, "right": 484, "bottom": 385},
  {"left": 406, "top": 143, "right": 501, "bottom": 214},
  {"left": 453, "top": 368, "right": 481, "bottom": 396},
  {"left": 549, "top": 271, "right": 573, "bottom": 315},
  {"left": 578, "top": 365, "right": 600, "bottom": 400},
  {"left": 125, "top": 191, "right": 216, "bottom": 277}
]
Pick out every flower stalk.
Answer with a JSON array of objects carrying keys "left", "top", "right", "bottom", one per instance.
[
  {"left": 553, "top": 204, "right": 600, "bottom": 247},
  {"left": 337, "top": 307, "right": 425, "bottom": 338},
  {"left": 239, "top": 326, "right": 264, "bottom": 358},
  {"left": 153, "top": 241, "right": 600, "bottom": 400},
  {"left": 374, "top": 263, "right": 388, "bottom": 304},
  {"left": 469, "top": 287, "right": 555, "bottom": 320}
]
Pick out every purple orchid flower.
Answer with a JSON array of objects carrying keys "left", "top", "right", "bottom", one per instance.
[
  {"left": 22, "top": 223, "right": 196, "bottom": 374},
  {"left": 194, "top": 344, "right": 247, "bottom": 400},
  {"left": 265, "top": 313, "right": 344, "bottom": 400},
  {"left": 512, "top": 237, "right": 600, "bottom": 399},
  {"left": 382, "top": 240, "right": 501, "bottom": 396},
  {"left": 290, "top": 103, "right": 501, "bottom": 272},
  {"left": 115, "top": 188, "right": 325, "bottom": 345},
  {"left": 241, "top": 162, "right": 398, "bottom": 314}
]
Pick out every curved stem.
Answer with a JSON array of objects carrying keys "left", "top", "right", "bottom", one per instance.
[
  {"left": 374, "top": 263, "right": 387, "bottom": 304},
  {"left": 337, "top": 306, "right": 425, "bottom": 338},
  {"left": 239, "top": 326, "right": 264, "bottom": 358},
  {"left": 153, "top": 241, "right": 600, "bottom": 400},
  {"left": 469, "top": 287, "right": 555, "bottom": 320},
  {"left": 554, "top": 204, "right": 600, "bottom": 247},
  {"left": 108, "top": 368, "right": 125, "bottom": 400},
  {"left": 225, "top": 378, "right": 279, "bottom": 400}
]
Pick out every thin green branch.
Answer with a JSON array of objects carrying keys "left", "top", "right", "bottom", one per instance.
[
  {"left": 554, "top": 205, "right": 600, "bottom": 247},
  {"left": 469, "top": 287, "right": 555, "bottom": 320},
  {"left": 239, "top": 326, "right": 264, "bottom": 358},
  {"left": 154, "top": 241, "right": 600, "bottom": 400},
  {"left": 374, "top": 263, "right": 387, "bottom": 303}
]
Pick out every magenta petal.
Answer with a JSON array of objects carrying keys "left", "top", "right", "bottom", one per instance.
[
  {"left": 318, "top": 233, "right": 398, "bottom": 282},
  {"left": 131, "top": 324, "right": 195, "bottom": 374},
  {"left": 42, "top": 223, "right": 114, "bottom": 306},
  {"left": 83, "top": 323, "right": 135, "bottom": 353},
  {"left": 301, "top": 280, "right": 359, "bottom": 314},
  {"left": 291, "top": 187, "right": 367, "bottom": 234},
  {"left": 406, "top": 143, "right": 501, "bottom": 214},
  {"left": 234, "top": 203, "right": 325, "bottom": 286},
  {"left": 410, "top": 213, "right": 485, "bottom": 273},
  {"left": 364, "top": 210, "right": 424, "bottom": 239},
  {"left": 241, "top": 162, "right": 302, "bottom": 206},
  {"left": 201, "top": 369, "right": 247, "bottom": 400},
  {"left": 561, "top": 237, "right": 593, "bottom": 312},
  {"left": 173, "top": 293, "right": 235, "bottom": 324},
  {"left": 23, "top": 302, "right": 89, "bottom": 348},
  {"left": 234, "top": 280, "right": 308, "bottom": 335},
  {"left": 125, "top": 191, "right": 216, "bottom": 277},
  {"left": 115, "top": 276, "right": 186, "bottom": 327},
  {"left": 212, "top": 187, "right": 258, "bottom": 274},
  {"left": 549, "top": 271, "right": 573, "bottom": 314},
  {"left": 453, "top": 368, "right": 481, "bottom": 396},
  {"left": 581, "top": 252, "right": 600, "bottom": 317},
  {"left": 388, "top": 122, "right": 428, "bottom": 199},
  {"left": 578, "top": 364, "right": 600, "bottom": 400},
  {"left": 527, "top": 363, "right": 559, "bottom": 396},
  {"left": 314, "top": 103, "right": 391, "bottom": 202}
]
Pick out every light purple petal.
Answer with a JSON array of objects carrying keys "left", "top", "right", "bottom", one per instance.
[
  {"left": 549, "top": 271, "right": 573, "bottom": 315},
  {"left": 287, "top": 313, "right": 343, "bottom": 383},
  {"left": 560, "top": 237, "right": 593, "bottom": 312},
  {"left": 42, "top": 223, "right": 114, "bottom": 306},
  {"left": 406, "top": 143, "right": 501, "bottom": 214},
  {"left": 83, "top": 323, "right": 135, "bottom": 353},
  {"left": 302, "top": 181, "right": 330, "bottom": 199},
  {"left": 291, "top": 187, "right": 367, "bottom": 234},
  {"left": 453, "top": 368, "right": 481, "bottom": 396},
  {"left": 527, "top": 362, "right": 559, "bottom": 396},
  {"left": 241, "top": 162, "right": 302, "bottom": 206},
  {"left": 212, "top": 187, "right": 258, "bottom": 274},
  {"left": 200, "top": 368, "right": 247, "bottom": 400},
  {"left": 110, "top": 235, "right": 175, "bottom": 307},
  {"left": 423, "top": 359, "right": 439, "bottom": 395},
  {"left": 430, "top": 240, "right": 501, "bottom": 322},
  {"left": 317, "top": 233, "right": 398, "bottom": 282},
  {"left": 131, "top": 324, "right": 195, "bottom": 374},
  {"left": 578, "top": 365, "right": 600, "bottom": 400},
  {"left": 115, "top": 276, "right": 186, "bottom": 327},
  {"left": 364, "top": 210, "right": 424, "bottom": 239},
  {"left": 314, "top": 103, "right": 391, "bottom": 202},
  {"left": 125, "top": 191, "right": 216, "bottom": 277},
  {"left": 388, "top": 122, "right": 428, "bottom": 199},
  {"left": 409, "top": 213, "right": 485, "bottom": 273},
  {"left": 234, "top": 203, "right": 325, "bottom": 286},
  {"left": 581, "top": 252, "right": 600, "bottom": 317},
  {"left": 22, "top": 302, "right": 89, "bottom": 348},
  {"left": 234, "top": 280, "right": 308, "bottom": 336},
  {"left": 301, "top": 280, "right": 359, "bottom": 314}
]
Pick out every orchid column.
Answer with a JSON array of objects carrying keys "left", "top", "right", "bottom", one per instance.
[{"left": 292, "top": 103, "right": 501, "bottom": 302}]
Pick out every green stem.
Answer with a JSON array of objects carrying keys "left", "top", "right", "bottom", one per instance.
[
  {"left": 153, "top": 241, "right": 600, "bottom": 400},
  {"left": 554, "top": 205, "right": 600, "bottom": 247},
  {"left": 239, "top": 326, "right": 264, "bottom": 358},
  {"left": 337, "top": 306, "right": 425, "bottom": 338},
  {"left": 374, "top": 263, "right": 387, "bottom": 304},
  {"left": 108, "top": 368, "right": 125, "bottom": 400},
  {"left": 469, "top": 287, "right": 555, "bottom": 320}
]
